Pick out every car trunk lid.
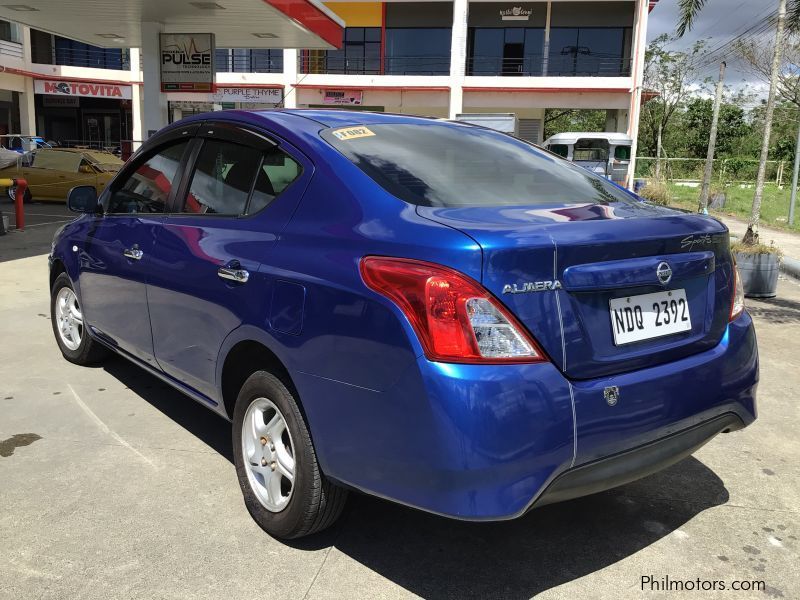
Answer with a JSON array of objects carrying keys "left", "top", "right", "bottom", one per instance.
[{"left": 417, "top": 202, "right": 734, "bottom": 380}]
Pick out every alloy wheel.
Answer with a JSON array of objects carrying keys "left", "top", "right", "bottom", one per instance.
[
  {"left": 241, "top": 397, "right": 296, "bottom": 512},
  {"left": 55, "top": 287, "right": 83, "bottom": 351}
]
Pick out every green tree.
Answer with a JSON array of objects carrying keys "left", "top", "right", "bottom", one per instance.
[
  {"left": 639, "top": 35, "right": 706, "bottom": 165},
  {"left": 683, "top": 98, "right": 750, "bottom": 158},
  {"left": 678, "top": 0, "right": 790, "bottom": 244},
  {"left": 542, "top": 109, "right": 606, "bottom": 140}
]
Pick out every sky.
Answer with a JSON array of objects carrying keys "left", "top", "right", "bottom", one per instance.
[{"left": 647, "top": 0, "right": 780, "bottom": 101}]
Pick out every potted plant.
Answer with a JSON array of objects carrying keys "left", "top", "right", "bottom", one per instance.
[{"left": 731, "top": 240, "right": 782, "bottom": 299}]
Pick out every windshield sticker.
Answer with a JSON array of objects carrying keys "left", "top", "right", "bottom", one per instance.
[{"left": 331, "top": 126, "right": 375, "bottom": 141}]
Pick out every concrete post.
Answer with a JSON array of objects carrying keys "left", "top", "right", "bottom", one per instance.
[
  {"left": 282, "top": 49, "right": 298, "bottom": 108},
  {"left": 129, "top": 47, "right": 143, "bottom": 150},
  {"left": 140, "top": 22, "right": 169, "bottom": 138},
  {"left": 448, "top": 0, "right": 468, "bottom": 119},
  {"left": 626, "top": 0, "right": 649, "bottom": 189},
  {"left": 18, "top": 26, "right": 36, "bottom": 137}
]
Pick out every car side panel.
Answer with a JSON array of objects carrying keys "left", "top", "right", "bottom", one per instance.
[{"left": 147, "top": 135, "right": 313, "bottom": 400}]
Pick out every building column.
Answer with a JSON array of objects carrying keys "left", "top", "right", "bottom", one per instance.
[
  {"left": 140, "top": 22, "right": 169, "bottom": 138},
  {"left": 130, "top": 48, "right": 144, "bottom": 149},
  {"left": 448, "top": 0, "right": 468, "bottom": 119},
  {"left": 282, "top": 49, "right": 298, "bottom": 108},
  {"left": 18, "top": 78, "right": 36, "bottom": 137},
  {"left": 605, "top": 109, "right": 629, "bottom": 133},
  {"left": 627, "top": 0, "right": 649, "bottom": 188},
  {"left": 18, "top": 25, "right": 36, "bottom": 136}
]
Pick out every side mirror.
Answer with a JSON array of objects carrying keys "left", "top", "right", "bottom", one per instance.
[{"left": 67, "top": 186, "right": 101, "bottom": 215}]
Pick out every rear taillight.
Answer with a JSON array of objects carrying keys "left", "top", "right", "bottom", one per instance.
[
  {"left": 360, "top": 256, "right": 546, "bottom": 364},
  {"left": 730, "top": 256, "right": 745, "bottom": 321}
]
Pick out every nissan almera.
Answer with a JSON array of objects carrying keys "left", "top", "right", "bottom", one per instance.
[{"left": 49, "top": 110, "right": 758, "bottom": 539}]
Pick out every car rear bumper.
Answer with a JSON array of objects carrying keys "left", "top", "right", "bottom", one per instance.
[
  {"left": 530, "top": 412, "right": 745, "bottom": 509},
  {"left": 294, "top": 312, "right": 758, "bottom": 521}
]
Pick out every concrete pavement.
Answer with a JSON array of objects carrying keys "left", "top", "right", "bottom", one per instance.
[
  {"left": 0, "top": 254, "right": 798, "bottom": 600},
  {"left": 0, "top": 198, "right": 75, "bottom": 262}
]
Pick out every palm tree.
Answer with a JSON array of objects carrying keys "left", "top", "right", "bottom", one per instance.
[
  {"left": 678, "top": 0, "right": 791, "bottom": 244},
  {"left": 677, "top": 0, "right": 798, "bottom": 36}
]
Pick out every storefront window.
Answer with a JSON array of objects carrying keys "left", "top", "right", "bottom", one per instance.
[
  {"left": 0, "top": 20, "right": 21, "bottom": 44},
  {"left": 385, "top": 28, "right": 451, "bottom": 75},
  {"left": 216, "top": 49, "right": 283, "bottom": 73},
  {"left": 303, "top": 28, "right": 381, "bottom": 74},
  {"left": 548, "top": 28, "right": 630, "bottom": 76},
  {"left": 53, "top": 36, "right": 126, "bottom": 70},
  {"left": 467, "top": 28, "right": 545, "bottom": 76}
]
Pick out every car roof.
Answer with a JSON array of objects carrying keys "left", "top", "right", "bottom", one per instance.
[
  {"left": 544, "top": 132, "right": 633, "bottom": 145},
  {"left": 178, "top": 108, "right": 443, "bottom": 130},
  {"left": 276, "top": 109, "right": 441, "bottom": 128}
]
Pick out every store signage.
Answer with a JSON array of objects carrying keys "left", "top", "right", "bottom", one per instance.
[
  {"left": 34, "top": 79, "right": 132, "bottom": 99},
  {"left": 499, "top": 6, "right": 532, "bottom": 20},
  {"left": 160, "top": 33, "right": 215, "bottom": 92},
  {"left": 323, "top": 90, "right": 363, "bottom": 106},
  {"left": 211, "top": 87, "right": 283, "bottom": 104},
  {"left": 42, "top": 95, "right": 80, "bottom": 108}
]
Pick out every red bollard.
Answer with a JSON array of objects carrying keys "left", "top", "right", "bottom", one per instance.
[{"left": 14, "top": 178, "right": 26, "bottom": 232}]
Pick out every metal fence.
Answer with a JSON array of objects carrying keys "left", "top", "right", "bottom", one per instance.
[
  {"left": 466, "top": 55, "right": 632, "bottom": 77},
  {"left": 300, "top": 54, "right": 451, "bottom": 76},
  {"left": 634, "top": 157, "right": 790, "bottom": 186}
]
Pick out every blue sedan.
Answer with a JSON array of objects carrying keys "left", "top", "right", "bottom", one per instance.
[{"left": 49, "top": 110, "right": 758, "bottom": 539}]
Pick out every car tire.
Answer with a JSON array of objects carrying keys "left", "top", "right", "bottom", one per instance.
[
  {"left": 232, "top": 371, "right": 347, "bottom": 539},
  {"left": 50, "top": 273, "right": 109, "bottom": 365},
  {"left": 7, "top": 185, "right": 31, "bottom": 204}
]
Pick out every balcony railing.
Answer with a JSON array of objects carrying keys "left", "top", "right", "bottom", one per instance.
[
  {"left": 301, "top": 54, "right": 451, "bottom": 76},
  {"left": 467, "top": 55, "right": 632, "bottom": 77},
  {"left": 32, "top": 46, "right": 130, "bottom": 71},
  {"left": 215, "top": 52, "right": 283, "bottom": 73}
]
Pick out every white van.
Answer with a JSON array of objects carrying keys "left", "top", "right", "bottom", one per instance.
[{"left": 542, "top": 132, "right": 632, "bottom": 186}]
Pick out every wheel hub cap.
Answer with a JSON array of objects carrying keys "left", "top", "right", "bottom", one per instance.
[
  {"left": 55, "top": 287, "right": 83, "bottom": 351},
  {"left": 242, "top": 398, "right": 295, "bottom": 512}
]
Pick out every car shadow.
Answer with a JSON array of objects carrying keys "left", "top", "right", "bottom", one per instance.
[
  {"left": 103, "top": 355, "right": 730, "bottom": 599},
  {"left": 103, "top": 356, "right": 234, "bottom": 462}
]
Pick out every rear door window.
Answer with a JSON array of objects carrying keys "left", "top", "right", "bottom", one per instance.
[
  {"left": 178, "top": 139, "right": 302, "bottom": 216},
  {"left": 248, "top": 148, "right": 302, "bottom": 214},
  {"left": 321, "top": 123, "right": 636, "bottom": 207},
  {"left": 180, "top": 139, "right": 259, "bottom": 215}
]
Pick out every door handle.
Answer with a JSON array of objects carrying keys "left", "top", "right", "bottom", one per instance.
[
  {"left": 218, "top": 262, "right": 249, "bottom": 283},
  {"left": 123, "top": 245, "right": 143, "bottom": 260}
]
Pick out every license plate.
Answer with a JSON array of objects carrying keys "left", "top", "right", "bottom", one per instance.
[{"left": 609, "top": 289, "right": 692, "bottom": 346}]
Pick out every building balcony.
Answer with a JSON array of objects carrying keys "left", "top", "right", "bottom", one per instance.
[
  {"left": 466, "top": 55, "right": 632, "bottom": 78},
  {"left": 215, "top": 49, "right": 283, "bottom": 74},
  {"left": 30, "top": 30, "right": 130, "bottom": 71},
  {"left": 300, "top": 54, "right": 451, "bottom": 76}
]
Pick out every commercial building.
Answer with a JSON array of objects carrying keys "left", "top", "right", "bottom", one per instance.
[{"left": 0, "top": 0, "right": 658, "bottom": 183}]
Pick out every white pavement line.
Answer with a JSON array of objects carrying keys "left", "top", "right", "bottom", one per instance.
[
  {"left": 67, "top": 384, "right": 156, "bottom": 468},
  {"left": 11, "top": 219, "right": 72, "bottom": 228},
  {"left": 21, "top": 213, "right": 72, "bottom": 218}
]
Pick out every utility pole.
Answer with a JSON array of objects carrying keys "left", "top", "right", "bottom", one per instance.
[
  {"left": 699, "top": 61, "right": 726, "bottom": 215},
  {"left": 745, "top": 0, "right": 787, "bottom": 244},
  {"left": 790, "top": 118, "right": 800, "bottom": 226}
]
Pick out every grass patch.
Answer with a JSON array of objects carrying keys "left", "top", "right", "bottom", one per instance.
[{"left": 663, "top": 183, "right": 800, "bottom": 233}]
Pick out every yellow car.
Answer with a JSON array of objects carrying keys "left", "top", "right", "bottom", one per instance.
[{"left": 1, "top": 148, "right": 123, "bottom": 202}]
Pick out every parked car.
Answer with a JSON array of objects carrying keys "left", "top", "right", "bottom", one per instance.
[
  {"left": 0, "top": 134, "right": 52, "bottom": 153},
  {"left": 542, "top": 132, "right": 633, "bottom": 186},
  {"left": 49, "top": 110, "right": 758, "bottom": 539},
  {"left": 1, "top": 148, "right": 123, "bottom": 202}
]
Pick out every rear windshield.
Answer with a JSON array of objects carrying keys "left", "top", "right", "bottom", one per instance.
[{"left": 321, "top": 123, "right": 637, "bottom": 208}]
